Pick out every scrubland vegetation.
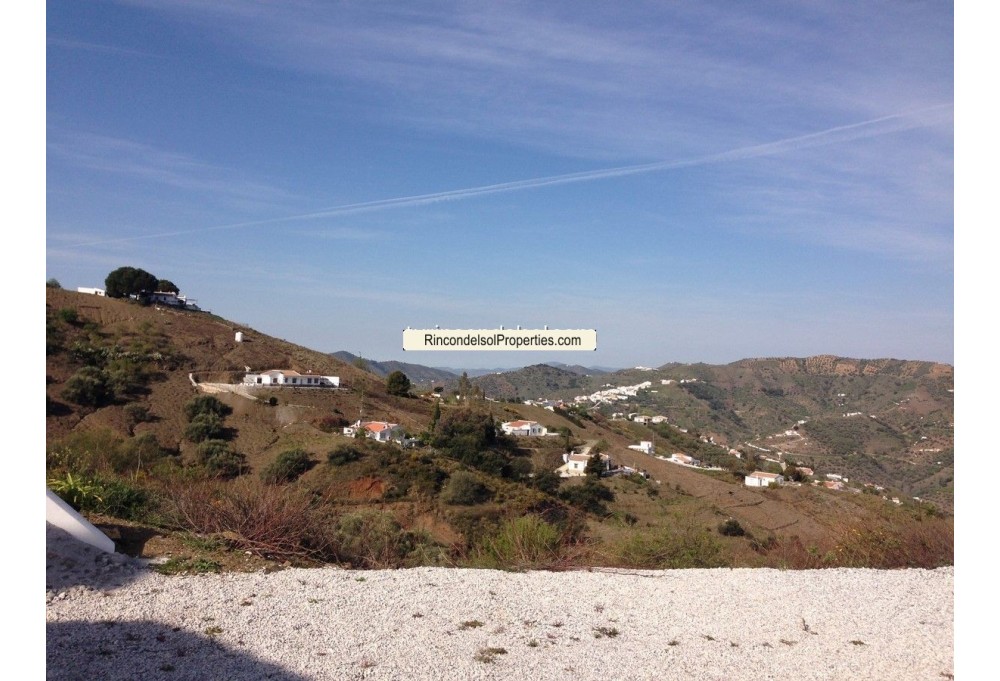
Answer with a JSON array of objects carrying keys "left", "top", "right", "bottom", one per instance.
[{"left": 45, "top": 287, "right": 953, "bottom": 572}]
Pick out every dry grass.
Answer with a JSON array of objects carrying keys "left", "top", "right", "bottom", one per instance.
[
  {"left": 161, "top": 477, "right": 330, "bottom": 561},
  {"left": 755, "top": 513, "right": 953, "bottom": 569}
]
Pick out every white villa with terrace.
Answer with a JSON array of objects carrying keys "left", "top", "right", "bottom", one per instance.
[
  {"left": 501, "top": 420, "right": 547, "bottom": 437},
  {"left": 343, "top": 420, "right": 404, "bottom": 443},
  {"left": 243, "top": 370, "right": 340, "bottom": 388}
]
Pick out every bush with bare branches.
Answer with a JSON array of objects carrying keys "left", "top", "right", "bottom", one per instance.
[{"left": 162, "top": 477, "right": 330, "bottom": 561}]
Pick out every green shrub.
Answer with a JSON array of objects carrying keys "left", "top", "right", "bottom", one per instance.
[
  {"left": 531, "top": 469, "right": 562, "bottom": 496},
  {"left": 507, "top": 456, "right": 533, "bottom": 481},
  {"left": 93, "top": 478, "right": 153, "bottom": 520},
  {"left": 613, "top": 526, "right": 728, "bottom": 569},
  {"left": 112, "top": 433, "right": 170, "bottom": 474},
  {"left": 441, "top": 471, "right": 491, "bottom": 505},
  {"left": 473, "top": 515, "right": 567, "bottom": 570},
  {"left": 385, "top": 370, "right": 412, "bottom": 397},
  {"left": 261, "top": 449, "right": 314, "bottom": 484},
  {"left": 183, "top": 395, "right": 233, "bottom": 421},
  {"left": 432, "top": 409, "right": 517, "bottom": 476},
  {"left": 196, "top": 440, "right": 247, "bottom": 478},
  {"left": 332, "top": 510, "right": 420, "bottom": 568},
  {"left": 327, "top": 443, "right": 365, "bottom": 466},
  {"left": 105, "top": 358, "right": 149, "bottom": 397},
  {"left": 154, "top": 557, "right": 222, "bottom": 575},
  {"left": 718, "top": 519, "right": 746, "bottom": 537},
  {"left": 185, "top": 412, "right": 226, "bottom": 442},
  {"left": 123, "top": 403, "right": 152, "bottom": 434},
  {"left": 57, "top": 307, "right": 79, "bottom": 324},
  {"left": 48, "top": 472, "right": 104, "bottom": 511},
  {"left": 47, "top": 429, "right": 172, "bottom": 479},
  {"left": 62, "top": 366, "right": 113, "bottom": 407},
  {"left": 48, "top": 472, "right": 153, "bottom": 521},
  {"left": 559, "top": 480, "right": 614, "bottom": 515}
]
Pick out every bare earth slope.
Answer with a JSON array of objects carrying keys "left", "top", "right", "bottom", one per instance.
[{"left": 47, "top": 525, "right": 953, "bottom": 681}]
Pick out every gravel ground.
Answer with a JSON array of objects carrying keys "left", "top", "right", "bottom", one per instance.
[{"left": 46, "top": 524, "right": 953, "bottom": 680}]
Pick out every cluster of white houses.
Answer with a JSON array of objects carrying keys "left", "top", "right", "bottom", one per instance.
[
  {"left": 243, "top": 369, "right": 340, "bottom": 388},
  {"left": 572, "top": 380, "right": 654, "bottom": 405}
]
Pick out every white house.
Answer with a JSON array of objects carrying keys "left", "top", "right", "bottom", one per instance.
[
  {"left": 632, "top": 415, "right": 652, "bottom": 425},
  {"left": 628, "top": 441, "right": 655, "bottom": 455},
  {"left": 670, "top": 453, "right": 700, "bottom": 466},
  {"left": 244, "top": 370, "right": 340, "bottom": 388},
  {"left": 343, "top": 420, "right": 404, "bottom": 443},
  {"left": 556, "top": 452, "right": 610, "bottom": 478},
  {"left": 145, "top": 291, "right": 198, "bottom": 308},
  {"left": 650, "top": 415, "right": 669, "bottom": 424},
  {"left": 501, "top": 420, "right": 547, "bottom": 437},
  {"left": 745, "top": 471, "right": 784, "bottom": 487},
  {"left": 76, "top": 287, "right": 105, "bottom": 296}
]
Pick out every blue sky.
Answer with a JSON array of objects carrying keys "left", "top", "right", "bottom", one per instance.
[{"left": 44, "top": 1, "right": 954, "bottom": 369}]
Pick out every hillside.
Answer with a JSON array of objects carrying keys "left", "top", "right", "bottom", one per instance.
[
  {"left": 461, "top": 356, "right": 953, "bottom": 509},
  {"left": 466, "top": 364, "right": 594, "bottom": 401},
  {"left": 45, "top": 288, "right": 952, "bottom": 572},
  {"left": 330, "top": 351, "right": 459, "bottom": 386}
]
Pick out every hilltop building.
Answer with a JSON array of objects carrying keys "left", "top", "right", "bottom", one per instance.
[
  {"left": 501, "top": 420, "right": 547, "bottom": 437},
  {"left": 243, "top": 370, "right": 340, "bottom": 388}
]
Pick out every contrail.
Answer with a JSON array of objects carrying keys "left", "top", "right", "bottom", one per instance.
[{"left": 70, "top": 103, "right": 951, "bottom": 246}]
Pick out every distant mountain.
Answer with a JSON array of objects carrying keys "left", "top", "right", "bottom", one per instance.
[
  {"left": 545, "top": 362, "right": 612, "bottom": 375},
  {"left": 466, "top": 364, "right": 593, "bottom": 401},
  {"left": 330, "top": 351, "right": 458, "bottom": 385},
  {"left": 434, "top": 366, "right": 517, "bottom": 378}
]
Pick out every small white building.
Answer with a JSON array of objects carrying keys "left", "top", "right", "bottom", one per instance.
[
  {"left": 632, "top": 415, "right": 652, "bottom": 425},
  {"left": 650, "top": 415, "right": 669, "bottom": 424},
  {"left": 244, "top": 370, "right": 340, "bottom": 388},
  {"left": 147, "top": 291, "right": 199, "bottom": 309},
  {"left": 745, "top": 471, "right": 784, "bottom": 487},
  {"left": 556, "top": 452, "right": 610, "bottom": 478},
  {"left": 628, "top": 441, "right": 655, "bottom": 455},
  {"left": 501, "top": 420, "right": 547, "bottom": 437},
  {"left": 670, "top": 453, "right": 700, "bottom": 466},
  {"left": 343, "top": 420, "right": 404, "bottom": 443},
  {"left": 77, "top": 287, "right": 105, "bottom": 296}
]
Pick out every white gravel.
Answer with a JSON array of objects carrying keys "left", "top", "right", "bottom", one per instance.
[{"left": 46, "top": 523, "right": 953, "bottom": 680}]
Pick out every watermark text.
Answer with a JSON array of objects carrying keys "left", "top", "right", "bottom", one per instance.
[{"left": 403, "top": 329, "right": 597, "bottom": 351}]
